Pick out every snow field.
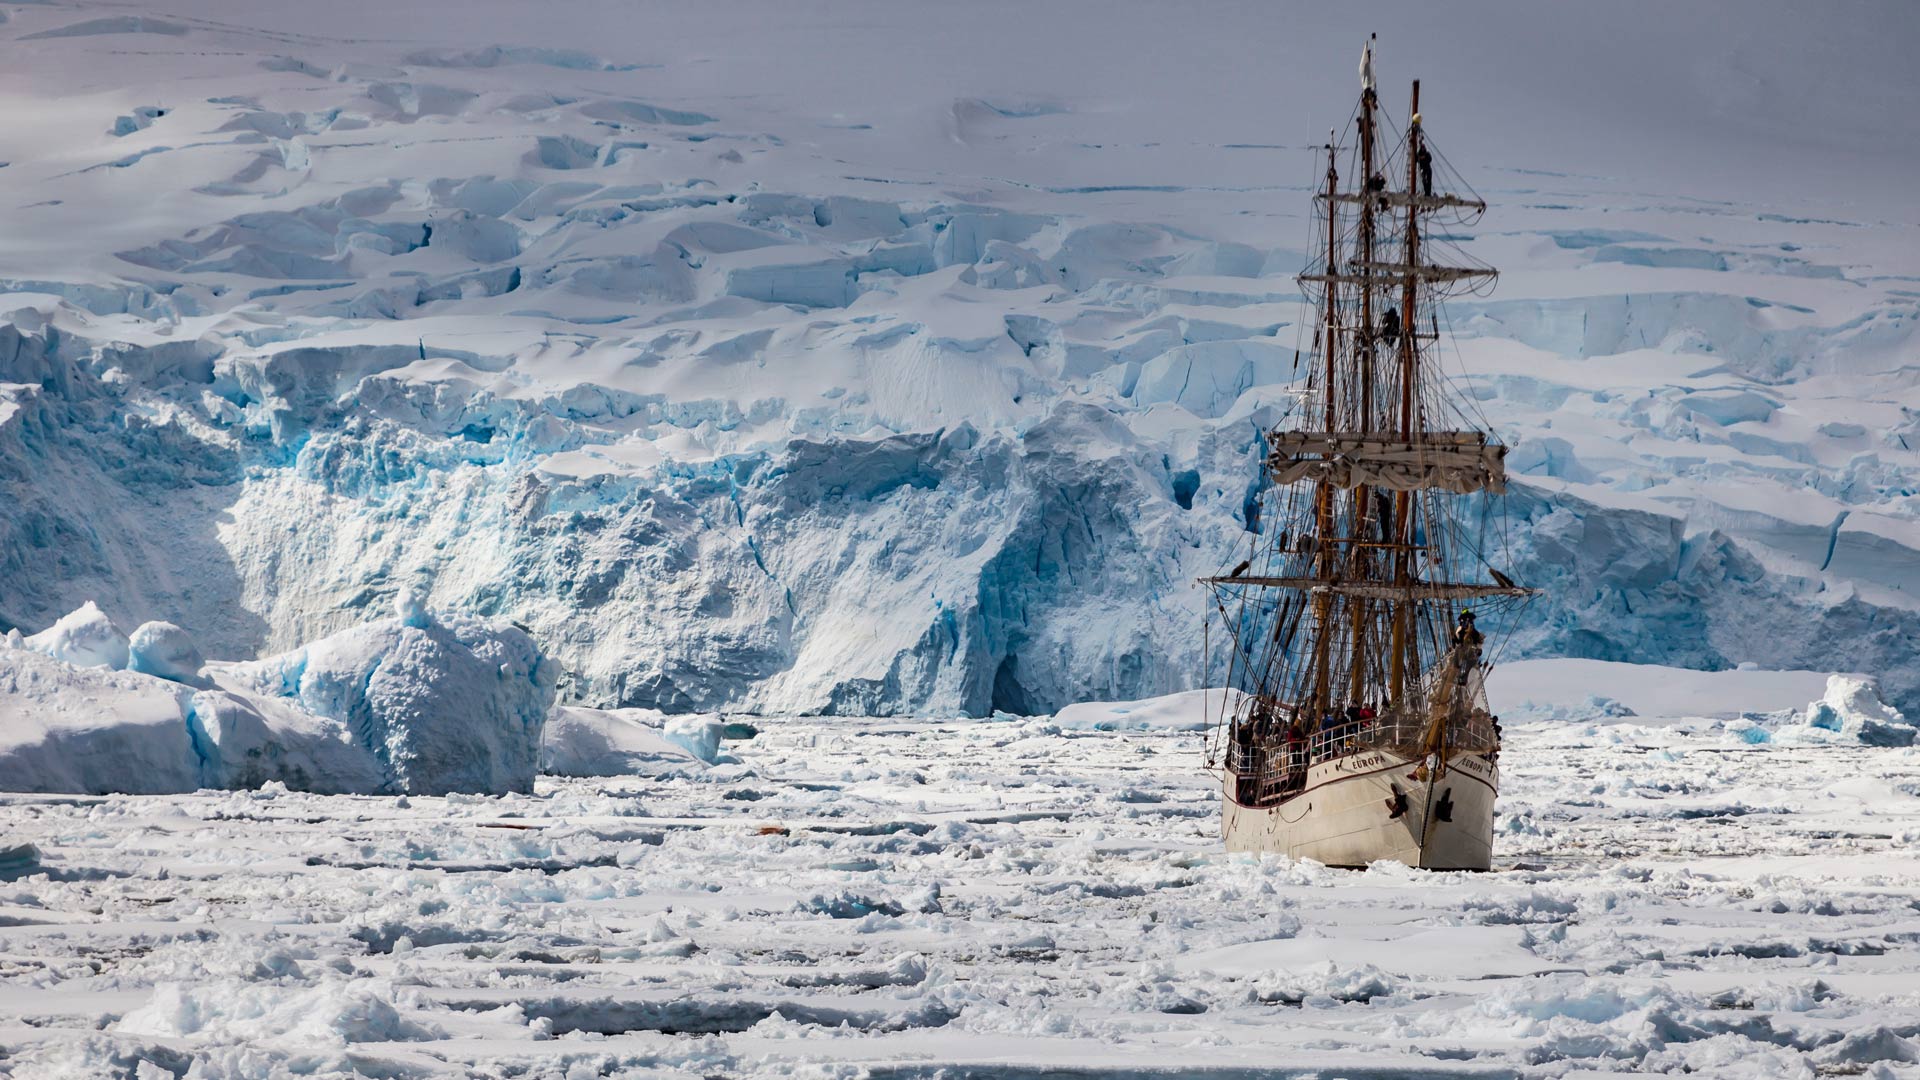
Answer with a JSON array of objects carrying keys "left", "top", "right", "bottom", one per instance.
[{"left": 1, "top": 710, "right": 1917, "bottom": 1077}]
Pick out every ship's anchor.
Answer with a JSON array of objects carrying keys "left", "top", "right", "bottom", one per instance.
[{"left": 1384, "top": 785, "right": 1408, "bottom": 819}]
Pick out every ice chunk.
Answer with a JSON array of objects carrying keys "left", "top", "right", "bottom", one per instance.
[
  {"left": 117, "top": 978, "right": 435, "bottom": 1043},
  {"left": 1804, "top": 674, "right": 1914, "bottom": 746},
  {"left": 24, "top": 602, "right": 130, "bottom": 671},
  {"left": 394, "top": 587, "right": 430, "bottom": 629},
  {"left": 0, "top": 843, "right": 42, "bottom": 881},
  {"left": 109, "top": 106, "right": 167, "bottom": 137},
  {"left": 221, "top": 608, "right": 556, "bottom": 794},
  {"left": 0, "top": 649, "right": 201, "bottom": 794},
  {"left": 540, "top": 706, "right": 715, "bottom": 776},
  {"left": 663, "top": 714, "right": 726, "bottom": 764},
  {"left": 127, "top": 621, "right": 206, "bottom": 685},
  {"left": 1812, "top": 1027, "right": 1920, "bottom": 1069}
]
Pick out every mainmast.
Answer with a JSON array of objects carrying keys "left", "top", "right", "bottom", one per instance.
[
  {"left": 1311, "top": 136, "right": 1338, "bottom": 713},
  {"left": 1349, "top": 43, "right": 1379, "bottom": 708},
  {"left": 1390, "top": 79, "right": 1421, "bottom": 704}
]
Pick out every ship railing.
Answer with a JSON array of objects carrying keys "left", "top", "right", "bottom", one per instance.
[
  {"left": 1309, "top": 719, "right": 1389, "bottom": 761},
  {"left": 1329, "top": 712, "right": 1500, "bottom": 759},
  {"left": 1226, "top": 713, "right": 1501, "bottom": 785},
  {"left": 1225, "top": 739, "right": 1310, "bottom": 779},
  {"left": 1223, "top": 738, "right": 1312, "bottom": 806}
]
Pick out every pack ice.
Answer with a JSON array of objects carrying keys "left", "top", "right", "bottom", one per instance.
[
  {"left": 0, "top": 0, "right": 1916, "bottom": 723},
  {"left": 2, "top": 665, "right": 1918, "bottom": 1077}
]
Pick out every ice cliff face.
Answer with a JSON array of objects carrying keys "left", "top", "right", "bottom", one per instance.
[{"left": 0, "top": 1, "right": 1915, "bottom": 715}]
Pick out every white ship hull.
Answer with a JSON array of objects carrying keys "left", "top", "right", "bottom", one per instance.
[{"left": 1220, "top": 748, "right": 1498, "bottom": 870}]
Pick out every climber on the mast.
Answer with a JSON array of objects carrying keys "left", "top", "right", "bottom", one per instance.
[{"left": 1450, "top": 610, "right": 1484, "bottom": 685}]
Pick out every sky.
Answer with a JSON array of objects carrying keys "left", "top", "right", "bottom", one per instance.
[{"left": 32, "top": 0, "right": 1910, "bottom": 212}]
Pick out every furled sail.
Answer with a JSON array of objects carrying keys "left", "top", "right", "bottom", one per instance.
[
  {"left": 1197, "top": 576, "right": 1534, "bottom": 601},
  {"left": 1265, "top": 431, "right": 1507, "bottom": 494}
]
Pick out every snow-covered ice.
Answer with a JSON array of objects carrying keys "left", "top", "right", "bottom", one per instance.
[{"left": 1, "top": 671, "right": 1918, "bottom": 1077}]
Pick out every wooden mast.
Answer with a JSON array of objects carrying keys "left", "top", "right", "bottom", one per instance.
[
  {"left": 1389, "top": 79, "right": 1421, "bottom": 709},
  {"left": 1347, "top": 77, "right": 1378, "bottom": 710},
  {"left": 1310, "top": 136, "right": 1339, "bottom": 714}
]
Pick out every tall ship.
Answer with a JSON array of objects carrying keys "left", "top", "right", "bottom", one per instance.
[{"left": 1203, "top": 39, "right": 1536, "bottom": 871}]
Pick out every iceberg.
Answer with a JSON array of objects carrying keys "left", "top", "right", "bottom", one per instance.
[
  {"left": 0, "top": 600, "right": 555, "bottom": 795},
  {"left": 24, "top": 601, "right": 130, "bottom": 671},
  {"left": 216, "top": 597, "right": 557, "bottom": 795},
  {"left": 127, "top": 620, "right": 207, "bottom": 686},
  {"left": 540, "top": 707, "right": 722, "bottom": 777},
  {"left": 0, "top": 646, "right": 206, "bottom": 795},
  {"left": 1802, "top": 674, "right": 1915, "bottom": 747}
]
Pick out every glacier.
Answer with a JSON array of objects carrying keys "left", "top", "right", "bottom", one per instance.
[{"left": 0, "top": 0, "right": 1916, "bottom": 721}]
